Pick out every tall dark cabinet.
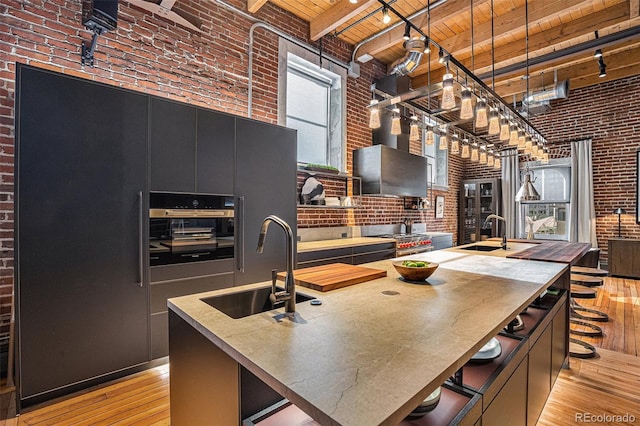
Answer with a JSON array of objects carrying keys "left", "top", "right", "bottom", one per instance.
[
  {"left": 15, "top": 65, "right": 150, "bottom": 405},
  {"left": 459, "top": 178, "right": 502, "bottom": 245},
  {"left": 235, "top": 118, "right": 297, "bottom": 286}
]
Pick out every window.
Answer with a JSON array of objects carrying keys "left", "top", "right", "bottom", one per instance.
[
  {"left": 280, "top": 45, "right": 345, "bottom": 170},
  {"left": 422, "top": 119, "right": 448, "bottom": 189}
]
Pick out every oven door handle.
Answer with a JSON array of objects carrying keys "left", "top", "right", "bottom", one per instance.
[
  {"left": 237, "top": 195, "right": 244, "bottom": 273},
  {"left": 137, "top": 190, "right": 144, "bottom": 287}
]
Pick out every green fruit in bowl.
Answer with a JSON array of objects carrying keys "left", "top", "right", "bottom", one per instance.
[{"left": 402, "top": 260, "right": 429, "bottom": 268}]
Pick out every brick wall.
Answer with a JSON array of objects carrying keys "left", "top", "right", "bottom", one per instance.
[
  {"left": 0, "top": 0, "right": 467, "bottom": 370},
  {"left": 464, "top": 75, "right": 640, "bottom": 262}
]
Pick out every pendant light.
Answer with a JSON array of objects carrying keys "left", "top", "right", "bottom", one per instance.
[
  {"left": 390, "top": 108, "right": 401, "bottom": 135},
  {"left": 509, "top": 124, "right": 519, "bottom": 145},
  {"left": 531, "top": 144, "right": 539, "bottom": 157},
  {"left": 451, "top": 134, "right": 460, "bottom": 154},
  {"left": 368, "top": 100, "right": 381, "bottom": 129},
  {"left": 517, "top": 130, "right": 526, "bottom": 149},
  {"left": 470, "top": 144, "right": 479, "bottom": 162},
  {"left": 461, "top": 141, "right": 470, "bottom": 158},
  {"left": 441, "top": 73, "right": 456, "bottom": 110},
  {"left": 524, "top": 136, "right": 533, "bottom": 154},
  {"left": 460, "top": 87, "right": 473, "bottom": 119},
  {"left": 494, "top": 155, "right": 501, "bottom": 169},
  {"left": 499, "top": 118, "right": 510, "bottom": 141},
  {"left": 475, "top": 98, "right": 488, "bottom": 128},
  {"left": 488, "top": 109, "right": 500, "bottom": 134},
  {"left": 479, "top": 146, "right": 487, "bottom": 164},
  {"left": 382, "top": 6, "right": 391, "bottom": 24},
  {"left": 409, "top": 113, "right": 420, "bottom": 141},
  {"left": 425, "top": 126, "right": 434, "bottom": 145},
  {"left": 487, "top": 151, "right": 494, "bottom": 167},
  {"left": 439, "top": 127, "right": 448, "bottom": 150}
]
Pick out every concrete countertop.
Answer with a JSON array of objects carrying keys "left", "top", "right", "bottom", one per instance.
[
  {"left": 168, "top": 244, "right": 568, "bottom": 426},
  {"left": 297, "top": 236, "right": 395, "bottom": 252}
]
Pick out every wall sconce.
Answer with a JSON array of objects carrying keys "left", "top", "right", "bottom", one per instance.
[{"left": 613, "top": 207, "right": 626, "bottom": 237}]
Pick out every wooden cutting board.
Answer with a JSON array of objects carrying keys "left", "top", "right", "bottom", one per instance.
[{"left": 277, "top": 263, "right": 387, "bottom": 292}]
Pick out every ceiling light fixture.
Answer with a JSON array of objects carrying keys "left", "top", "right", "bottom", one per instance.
[
  {"left": 487, "top": 151, "right": 494, "bottom": 167},
  {"left": 439, "top": 127, "right": 448, "bottom": 150},
  {"left": 509, "top": 124, "right": 519, "bottom": 145},
  {"left": 425, "top": 126, "right": 434, "bottom": 145},
  {"left": 461, "top": 141, "right": 470, "bottom": 158},
  {"left": 475, "top": 98, "right": 488, "bottom": 128},
  {"left": 403, "top": 23, "right": 411, "bottom": 40},
  {"left": 350, "top": 0, "right": 358, "bottom": 3},
  {"left": 390, "top": 107, "right": 401, "bottom": 134},
  {"left": 409, "top": 113, "right": 420, "bottom": 141},
  {"left": 488, "top": 109, "right": 500, "bottom": 134},
  {"left": 471, "top": 144, "right": 479, "bottom": 162},
  {"left": 368, "top": 99, "right": 381, "bottom": 129},
  {"left": 598, "top": 57, "right": 607, "bottom": 77},
  {"left": 499, "top": 118, "right": 510, "bottom": 141},
  {"left": 438, "top": 47, "right": 447, "bottom": 64},
  {"left": 451, "top": 134, "right": 460, "bottom": 154},
  {"left": 494, "top": 155, "right": 501, "bottom": 169},
  {"left": 479, "top": 146, "right": 487, "bottom": 164},
  {"left": 382, "top": 6, "right": 391, "bottom": 24},
  {"left": 441, "top": 72, "right": 456, "bottom": 110},
  {"left": 460, "top": 87, "right": 473, "bottom": 120},
  {"left": 593, "top": 49, "right": 602, "bottom": 58}
]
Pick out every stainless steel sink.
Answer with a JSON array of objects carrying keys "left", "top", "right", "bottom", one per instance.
[
  {"left": 201, "top": 286, "right": 316, "bottom": 319},
  {"left": 459, "top": 245, "right": 503, "bottom": 252}
]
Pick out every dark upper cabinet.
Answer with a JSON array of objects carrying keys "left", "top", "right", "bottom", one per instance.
[
  {"left": 196, "top": 108, "right": 234, "bottom": 194},
  {"left": 15, "top": 64, "right": 149, "bottom": 405},
  {"left": 150, "top": 98, "right": 196, "bottom": 192},
  {"left": 235, "top": 118, "right": 297, "bottom": 286}
]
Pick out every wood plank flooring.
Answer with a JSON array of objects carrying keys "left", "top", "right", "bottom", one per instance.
[{"left": 1, "top": 276, "right": 638, "bottom": 425}]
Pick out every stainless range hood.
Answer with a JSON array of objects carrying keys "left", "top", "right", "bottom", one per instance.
[
  {"left": 354, "top": 145, "right": 429, "bottom": 197},
  {"left": 353, "top": 75, "right": 429, "bottom": 197}
]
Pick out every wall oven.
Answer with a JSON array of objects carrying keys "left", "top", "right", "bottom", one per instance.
[{"left": 149, "top": 192, "right": 234, "bottom": 266}]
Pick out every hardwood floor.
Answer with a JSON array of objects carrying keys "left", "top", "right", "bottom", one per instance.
[{"left": 1, "top": 276, "right": 638, "bottom": 425}]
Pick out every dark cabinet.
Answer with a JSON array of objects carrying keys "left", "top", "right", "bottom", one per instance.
[
  {"left": 196, "top": 108, "right": 234, "bottom": 194},
  {"left": 15, "top": 64, "right": 149, "bottom": 405},
  {"left": 459, "top": 178, "right": 502, "bottom": 245},
  {"left": 235, "top": 118, "right": 297, "bottom": 286},
  {"left": 149, "top": 98, "right": 196, "bottom": 192}
]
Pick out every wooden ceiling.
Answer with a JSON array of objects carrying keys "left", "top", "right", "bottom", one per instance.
[{"left": 248, "top": 0, "right": 640, "bottom": 104}]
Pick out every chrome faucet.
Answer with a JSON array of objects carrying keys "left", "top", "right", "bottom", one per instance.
[
  {"left": 256, "top": 215, "right": 296, "bottom": 314},
  {"left": 483, "top": 214, "right": 508, "bottom": 250}
]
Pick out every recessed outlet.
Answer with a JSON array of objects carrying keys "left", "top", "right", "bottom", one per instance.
[{"left": 342, "top": 233, "right": 348, "bottom": 238}]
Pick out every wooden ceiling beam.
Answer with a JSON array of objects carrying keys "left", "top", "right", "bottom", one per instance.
[
  {"left": 310, "top": 0, "right": 378, "bottom": 41},
  {"left": 632, "top": 0, "right": 640, "bottom": 18},
  {"left": 410, "top": 8, "right": 636, "bottom": 88},
  {"left": 248, "top": 0, "right": 269, "bottom": 13},
  {"left": 357, "top": 0, "right": 493, "bottom": 58}
]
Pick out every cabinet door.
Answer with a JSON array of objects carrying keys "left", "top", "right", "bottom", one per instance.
[
  {"left": 16, "top": 65, "right": 149, "bottom": 402},
  {"left": 150, "top": 98, "right": 196, "bottom": 192},
  {"left": 196, "top": 109, "right": 234, "bottom": 194},
  {"left": 235, "top": 118, "right": 297, "bottom": 286}
]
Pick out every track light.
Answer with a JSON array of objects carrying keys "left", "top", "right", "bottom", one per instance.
[
  {"left": 403, "top": 23, "right": 411, "bottom": 41},
  {"left": 382, "top": 6, "right": 391, "bottom": 24},
  {"left": 349, "top": 0, "right": 358, "bottom": 3},
  {"left": 438, "top": 47, "right": 447, "bottom": 64},
  {"left": 423, "top": 37, "right": 431, "bottom": 54},
  {"left": 593, "top": 49, "right": 602, "bottom": 58},
  {"left": 598, "top": 57, "right": 606, "bottom": 77}
]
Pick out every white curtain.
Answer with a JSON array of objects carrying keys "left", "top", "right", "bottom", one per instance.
[
  {"left": 570, "top": 139, "right": 597, "bottom": 246},
  {"left": 501, "top": 148, "right": 519, "bottom": 238}
]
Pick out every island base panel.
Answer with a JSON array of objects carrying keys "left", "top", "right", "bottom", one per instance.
[{"left": 169, "top": 310, "right": 240, "bottom": 425}]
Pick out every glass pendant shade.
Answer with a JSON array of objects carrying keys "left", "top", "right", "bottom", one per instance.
[
  {"left": 369, "top": 100, "right": 381, "bottom": 129},
  {"left": 541, "top": 152, "right": 549, "bottom": 164},
  {"left": 517, "top": 131, "right": 526, "bottom": 149},
  {"left": 524, "top": 138, "right": 533, "bottom": 154},
  {"left": 509, "top": 125, "right": 519, "bottom": 145},
  {"left": 479, "top": 149, "right": 487, "bottom": 164},
  {"left": 461, "top": 143, "right": 470, "bottom": 158},
  {"left": 409, "top": 122, "right": 420, "bottom": 141},
  {"left": 531, "top": 144, "right": 539, "bottom": 156},
  {"left": 471, "top": 146, "right": 479, "bottom": 162},
  {"left": 439, "top": 134, "right": 448, "bottom": 150},
  {"left": 451, "top": 136, "right": 460, "bottom": 154},
  {"left": 487, "top": 153, "right": 494, "bottom": 167},
  {"left": 425, "top": 128, "right": 434, "bottom": 145},
  {"left": 460, "top": 88, "right": 474, "bottom": 120},
  {"left": 390, "top": 108, "right": 401, "bottom": 135},
  {"left": 441, "top": 74, "right": 456, "bottom": 110},
  {"left": 494, "top": 156, "right": 501, "bottom": 169},
  {"left": 499, "top": 119, "right": 510, "bottom": 141},
  {"left": 475, "top": 100, "right": 488, "bottom": 128},
  {"left": 488, "top": 111, "right": 500, "bottom": 135}
]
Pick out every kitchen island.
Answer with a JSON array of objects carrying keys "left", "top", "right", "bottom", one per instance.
[{"left": 168, "top": 241, "right": 576, "bottom": 425}]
